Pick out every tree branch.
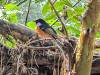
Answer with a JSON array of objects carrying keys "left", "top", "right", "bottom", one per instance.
[
  {"left": 0, "top": 20, "right": 38, "bottom": 42},
  {"left": 17, "top": 0, "right": 27, "bottom": 6},
  {"left": 48, "top": 0, "right": 69, "bottom": 39},
  {"left": 75, "top": 0, "right": 100, "bottom": 75},
  {"left": 25, "top": 0, "right": 32, "bottom": 25}
]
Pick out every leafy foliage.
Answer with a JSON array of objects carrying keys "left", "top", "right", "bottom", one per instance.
[
  {"left": 96, "top": 32, "right": 100, "bottom": 38},
  {"left": 5, "top": 4, "right": 19, "bottom": 10},
  {"left": 27, "top": 21, "right": 36, "bottom": 30}
]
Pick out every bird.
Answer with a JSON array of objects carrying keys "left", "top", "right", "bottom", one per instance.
[{"left": 35, "top": 19, "right": 57, "bottom": 40}]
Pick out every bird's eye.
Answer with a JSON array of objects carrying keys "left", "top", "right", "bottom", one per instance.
[{"left": 37, "top": 22, "right": 42, "bottom": 26}]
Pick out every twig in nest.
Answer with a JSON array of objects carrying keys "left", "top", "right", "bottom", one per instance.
[
  {"left": 33, "top": 53, "right": 39, "bottom": 68},
  {"left": 51, "top": 39, "right": 70, "bottom": 71},
  {"left": 25, "top": 38, "right": 52, "bottom": 46},
  {"left": 24, "top": 46, "right": 58, "bottom": 50}
]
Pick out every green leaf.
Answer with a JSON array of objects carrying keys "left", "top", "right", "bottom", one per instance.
[
  {"left": 5, "top": 4, "right": 19, "bottom": 11},
  {"left": 4, "top": 40, "right": 16, "bottom": 48},
  {"left": 67, "top": 8, "right": 79, "bottom": 23},
  {"left": 74, "top": 7, "right": 85, "bottom": 16},
  {"left": 54, "top": 1, "right": 65, "bottom": 11},
  {"left": 70, "top": 16, "right": 79, "bottom": 23},
  {"left": 66, "top": 25, "right": 80, "bottom": 37},
  {"left": 7, "top": 13, "right": 18, "bottom": 23},
  {"left": 42, "top": 2, "right": 51, "bottom": 16},
  {"left": 3, "top": 35, "right": 16, "bottom": 48},
  {"left": 67, "top": 8, "right": 75, "bottom": 17},
  {"left": 0, "top": 0, "right": 5, "bottom": 4},
  {"left": 63, "top": 0, "right": 72, "bottom": 7},
  {"left": 52, "top": 22, "right": 61, "bottom": 27},
  {"left": 96, "top": 32, "right": 100, "bottom": 38},
  {"left": 45, "top": 13, "right": 56, "bottom": 21},
  {"left": 27, "top": 21, "right": 36, "bottom": 30}
]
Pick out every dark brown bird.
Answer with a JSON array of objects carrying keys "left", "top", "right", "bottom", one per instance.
[{"left": 35, "top": 19, "right": 57, "bottom": 39}]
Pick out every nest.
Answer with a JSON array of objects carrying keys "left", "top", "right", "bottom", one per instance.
[{"left": 0, "top": 37, "right": 76, "bottom": 75}]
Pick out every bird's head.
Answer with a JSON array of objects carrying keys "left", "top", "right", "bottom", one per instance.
[
  {"left": 35, "top": 19, "right": 49, "bottom": 27},
  {"left": 35, "top": 19, "right": 43, "bottom": 26},
  {"left": 35, "top": 19, "right": 57, "bottom": 35}
]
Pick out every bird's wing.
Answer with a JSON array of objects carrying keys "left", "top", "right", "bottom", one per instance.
[{"left": 44, "top": 28, "right": 57, "bottom": 39}]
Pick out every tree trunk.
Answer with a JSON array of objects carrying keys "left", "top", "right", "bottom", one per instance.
[{"left": 75, "top": 0, "right": 100, "bottom": 75}]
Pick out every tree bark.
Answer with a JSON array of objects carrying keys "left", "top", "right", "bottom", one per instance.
[
  {"left": 0, "top": 20, "right": 38, "bottom": 42},
  {"left": 75, "top": 0, "right": 100, "bottom": 75}
]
